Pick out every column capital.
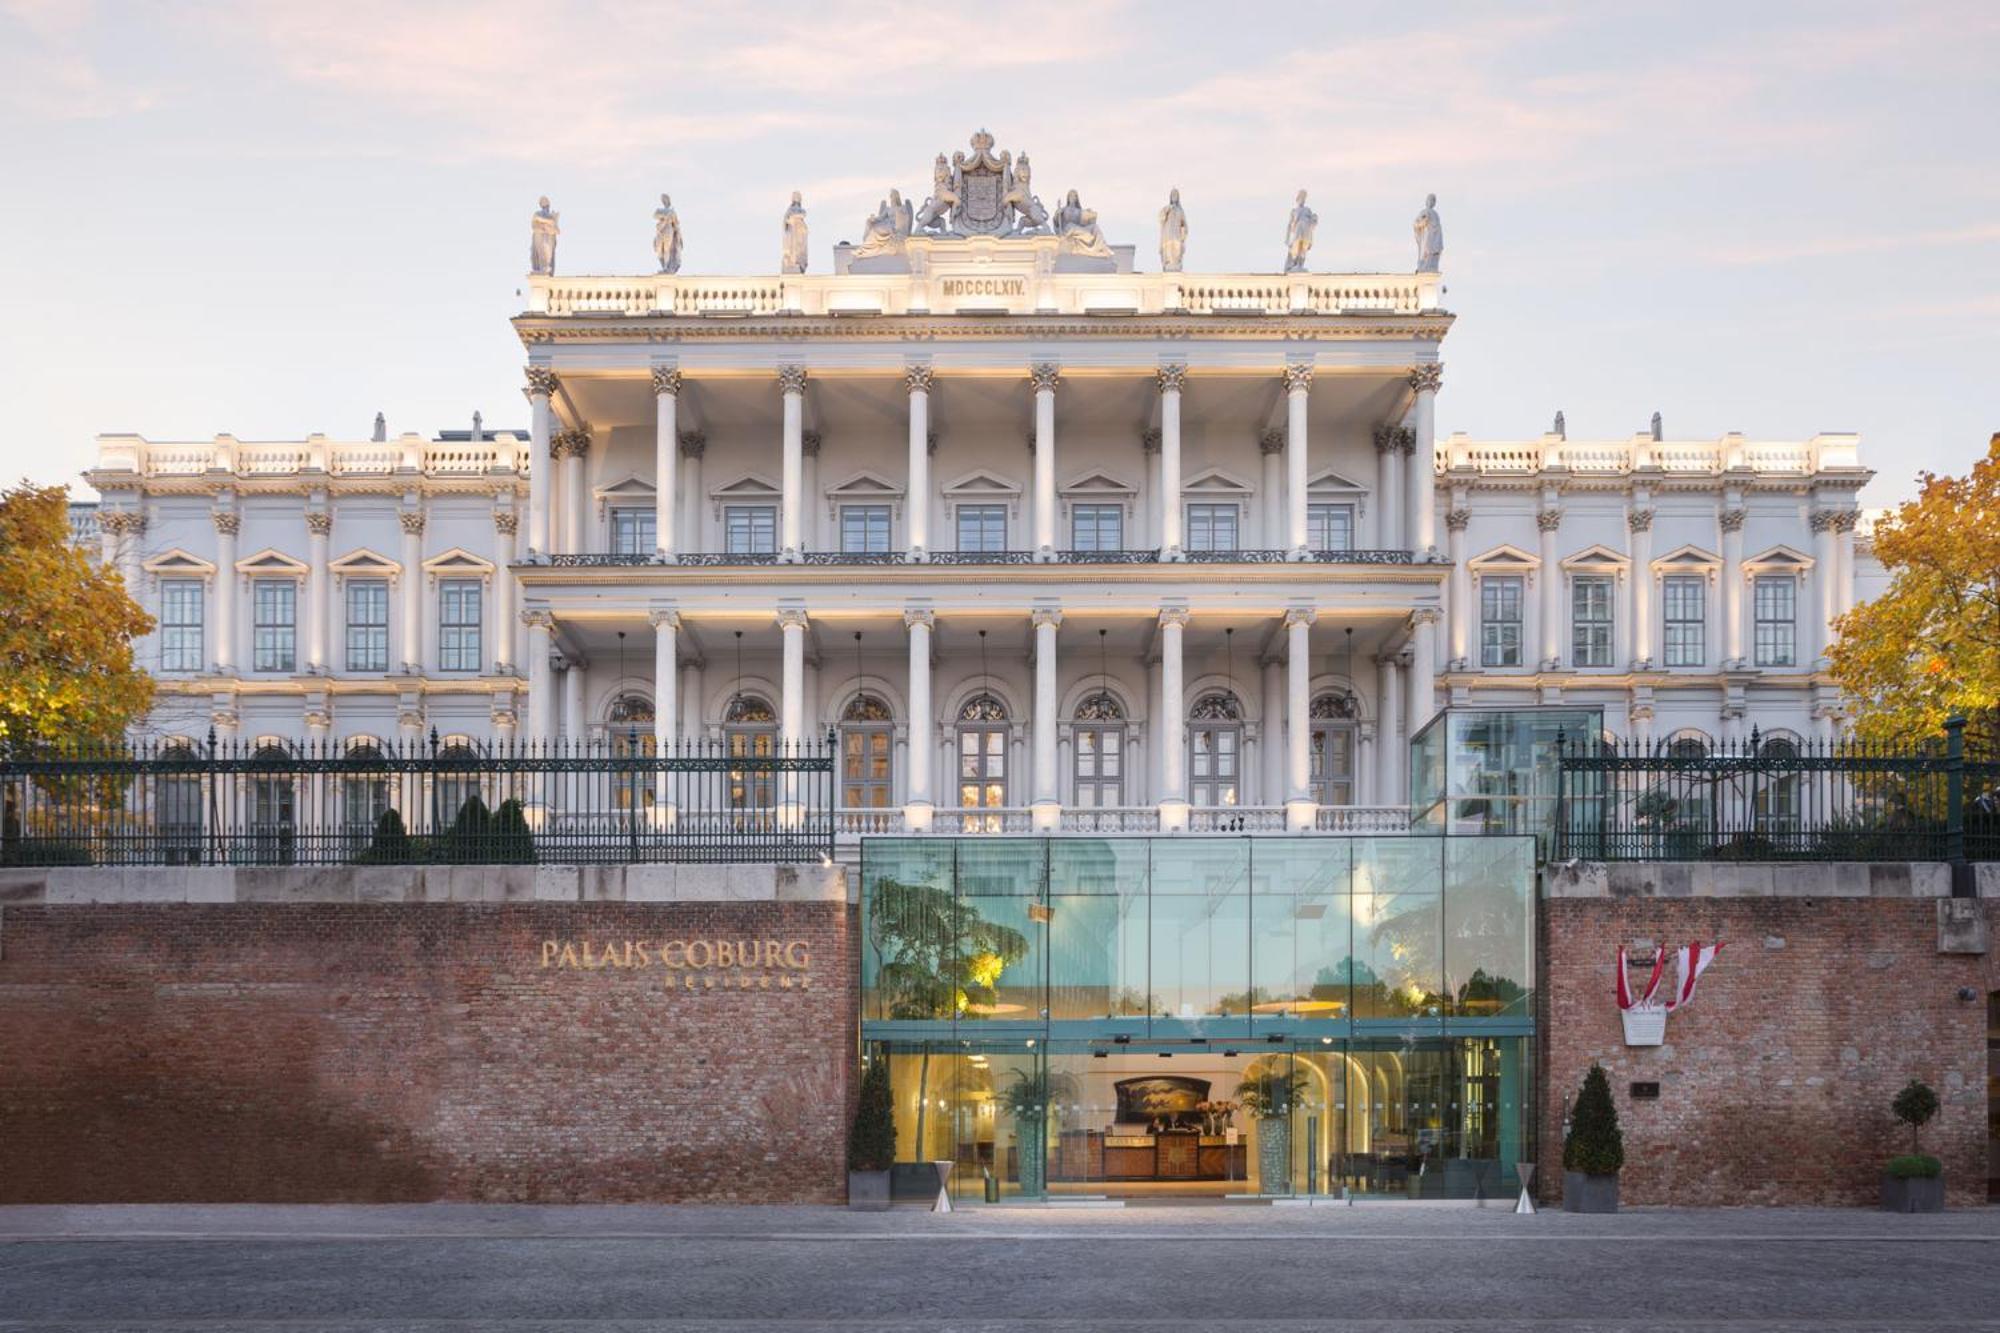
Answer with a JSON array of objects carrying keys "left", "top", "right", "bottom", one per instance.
[
  {"left": 801, "top": 430, "right": 822, "bottom": 457},
  {"left": 1535, "top": 508, "right": 1563, "bottom": 533},
  {"left": 211, "top": 510, "right": 241, "bottom": 536},
  {"left": 1395, "top": 427, "right": 1416, "bottom": 455},
  {"left": 1029, "top": 362, "right": 1062, "bottom": 393},
  {"left": 520, "top": 609, "right": 555, "bottom": 631},
  {"left": 493, "top": 509, "right": 519, "bottom": 536},
  {"left": 1408, "top": 363, "right": 1444, "bottom": 394},
  {"left": 1808, "top": 508, "right": 1839, "bottom": 533},
  {"left": 647, "top": 608, "right": 681, "bottom": 631},
  {"left": 304, "top": 510, "right": 333, "bottom": 536},
  {"left": 399, "top": 510, "right": 427, "bottom": 536},
  {"left": 1259, "top": 428, "right": 1285, "bottom": 456},
  {"left": 776, "top": 607, "right": 810, "bottom": 631},
  {"left": 1158, "top": 607, "right": 1192, "bottom": 630},
  {"left": 1831, "top": 510, "right": 1859, "bottom": 533},
  {"left": 1372, "top": 424, "right": 1400, "bottom": 454},
  {"left": 1282, "top": 607, "right": 1317, "bottom": 630},
  {"left": 1281, "top": 364, "right": 1314, "bottom": 394},
  {"left": 1031, "top": 607, "right": 1064, "bottom": 631},
  {"left": 678, "top": 430, "right": 707, "bottom": 460},
  {"left": 1140, "top": 427, "right": 1163, "bottom": 454},
  {"left": 1445, "top": 507, "right": 1471, "bottom": 532},
  {"left": 650, "top": 365, "right": 682, "bottom": 397},
  {"left": 524, "top": 366, "right": 559, "bottom": 399},
  {"left": 1410, "top": 606, "right": 1443, "bottom": 627},
  {"left": 101, "top": 510, "right": 146, "bottom": 536},
  {"left": 1719, "top": 507, "right": 1747, "bottom": 534},
  {"left": 902, "top": 607, "right": 935, "bottom": 631},
  {"left": 904, "top": 363, "right": 934, "bottom": 394},
  {"left": 1156, "top": 364, "right": 1187, "bottom": 394},
  {"left": 777, "top": 364, "right": 808, "bottom": 395},
  {"left": 552, "top": 428, "right": 591, "bottom": 459}
]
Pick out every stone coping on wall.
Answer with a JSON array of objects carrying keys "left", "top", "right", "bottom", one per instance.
[
  {"left": 0, "top": 862, "right": 849, "bottom": 907},
  {"left": 1546, "top": 860, "right": 2000, "bottom": 900}
]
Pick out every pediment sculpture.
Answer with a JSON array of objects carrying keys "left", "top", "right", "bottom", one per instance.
[{"left": 907, "top": 130, "right": 1050, "bottom": 238}]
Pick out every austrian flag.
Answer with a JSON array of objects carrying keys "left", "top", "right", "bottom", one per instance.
[{"left": 1616, "top": 940, "right": 1724, "bottom": 1012}]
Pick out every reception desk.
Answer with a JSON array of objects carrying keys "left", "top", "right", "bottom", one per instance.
[{"left": 1009, "top": 1130, "right": 1247, "bottom": 1183}]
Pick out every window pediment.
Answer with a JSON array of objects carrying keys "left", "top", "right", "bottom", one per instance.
[
  {"left": 234, "top": 547, "right": 309, "bottom": 579},
  {"left": 1560, "top": 544, "right": 1632, "bottom": 580},
  {"left": 329, "top": 548, "right": 400, "bottom": 583},
  {"left": 143, "top": 548, "right": 216, "bottom": 578},
  {"left": 1652, "top": 543, "right": 1722, "bottom": 579},
  {"left": 1468, "top": 543, "right": 1539, "bottom": 580},
  {"left": 825, "top": 470, "right": 905, "bottom": 519},
  {"left": 1182, "top": 467, "right": 1253, "bottom": 496},
  {"left": 1743, "top": 543, "right": 1813, "bottom": 575},
  {"left": 421, "top": 546, "right": 496, "bottom": 587},
  {"left": 942, "top": 469, "right": 1022, "bottom": 498},
  {"left": 1306, "top": 468, "right": 1368, "bottom": 495},
  {"left": 1060, "top": 470, "right": 1136, "bottom": 497},
  {"left": 710, "top": 474, "right": 781, "bottom": 501}
]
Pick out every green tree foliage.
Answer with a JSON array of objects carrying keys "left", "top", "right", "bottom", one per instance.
[
  {"left": 1891, "top": 1078, "right": 1940, "bottom": 1157},
  {"left": 1563, "top": 1063, "right": 1625, "bottom": 1176},
  {"left": 847, "top": 1055, "right": 896, "bottom": 1173}
]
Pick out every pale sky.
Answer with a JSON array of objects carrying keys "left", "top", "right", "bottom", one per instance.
[{"left": 3, "top": 0, "right": 1994, "bottom": 506}]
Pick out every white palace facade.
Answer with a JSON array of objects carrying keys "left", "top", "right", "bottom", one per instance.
[{"left": 79, "top": 134, "right": 1879, "bottom": 837}]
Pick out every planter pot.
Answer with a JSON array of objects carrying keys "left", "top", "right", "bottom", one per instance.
[
  {"left": 1014, "top": 1116, "right": 1047, "bottom": 1198},
  {"left": 1880, "top": 1173, "right": 1945, "bottom": 1213},
  {"left": 1562, "top": 1170, "right": 1619, "bottom": 1213},
  {"left": 847, "top": 1169, "right": 892, "bottom": 1212},
  {"left": 1257, "top": 1116, "right": 1292, "bottom": 1196}
]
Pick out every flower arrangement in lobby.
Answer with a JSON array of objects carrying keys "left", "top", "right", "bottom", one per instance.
[{"left": 1194, "top": 1100, "right": 1241, "bottom": 1136}]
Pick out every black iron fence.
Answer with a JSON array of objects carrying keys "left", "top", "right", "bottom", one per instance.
[
  {"left": 0, "top": 731, "right": 836, "bottom": 867},
  {"left": 1554, "top": 719, "right": 2000, "bottom": 864}
]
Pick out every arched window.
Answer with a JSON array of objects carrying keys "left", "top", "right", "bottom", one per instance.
[
  {"left": 1753, "top": 733, "right": 1801, "bottom": 839},
  {"left": 840, "top": 692, "right": 894, "bottom": 811},
  {"left": 724, "top": 694, "right": 777, "bottom": 810},
  {"left": 157, "top": 738, "right": 203, "bottom": 864},
  {"left": 606, "top": 693, "right": 657, "bottom": 777},
  {"left": 248, "top": 740, "right": 296, "bottom": 864},
  {"left": 957, "top": 693, "right": 1010, "bottom": 824},
  {"left": 435, "top": 738, "right": 484, "bottom": 827},
  {"left": 1665, "top": 730, "right": 1711, "bottom": 761},
  {"left": 1072, "top": 691, "right": 1126, "bottom": 808},
  {"left": 342, "top": 739, "right": 391, "bottom": 850},
  {"left": 1309, "top": 691, "right": 1358, "bottom": 807},
  {"left": 1187, "top": 691, "right": 1242, "bottom": 808}
]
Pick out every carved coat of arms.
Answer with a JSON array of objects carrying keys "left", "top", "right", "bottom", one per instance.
[{"left": 951, "top": 130, "right": 1011, "bottom": 235}]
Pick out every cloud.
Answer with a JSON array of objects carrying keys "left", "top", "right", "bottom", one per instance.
[{"left": 1706, "top": 224, "right": 2000, "bottom": 265}]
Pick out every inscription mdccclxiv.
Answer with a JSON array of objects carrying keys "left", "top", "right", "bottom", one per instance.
[{"left": 539, "top": 938, "right": 815, "bottom": 992}]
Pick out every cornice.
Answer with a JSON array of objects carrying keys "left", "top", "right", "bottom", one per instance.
[
  {"left": 513, "top": 561, "right": 1450, "bottom": 591},
  {"left": 511, "top": 310, "right": 1455, "bottom": 346},
  {"left": 153, "top": 675, "right": 525, "bottom": 699}
]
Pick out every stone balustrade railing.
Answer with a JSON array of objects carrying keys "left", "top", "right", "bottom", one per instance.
[
  {"left": 1438, "top": 431, "right": 1861, "bottom": 479},
  {"left": 526, "top": 270, "right": 1442, "bottom": 319},
  {"left": 95, "top": 434, "right": 533, "bottom": 481}
]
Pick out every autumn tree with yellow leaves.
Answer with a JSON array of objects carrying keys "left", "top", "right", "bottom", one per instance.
[
  {"left": 1830, "top": 434, "right": 2000, "bottom": 752},
  {"left": 0, "top": 483, "right": 155, "bottom": 757}
]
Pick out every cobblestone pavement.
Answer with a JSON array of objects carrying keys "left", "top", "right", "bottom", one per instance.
[{"left": 0, "top": 1203, "right": 1995, "bottom": 1331}]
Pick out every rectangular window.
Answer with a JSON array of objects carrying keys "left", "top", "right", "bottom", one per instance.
[
  {"left": 1663, "top": 575, "right": 1706, "bottom": 667},
  {"left": 1070, "top": 504, "right": 1124, "bottom": 552},
  {"left": 1480, "top": 575, "right": 1524, "bottom": 667},
  {"left": 1308, "top": 502, "right": 1355, "bottom": 552},
  {"left": 1571, "top": 575, "right": 1614, "bottom": 668},
  {"left": 438, "top": 579, "right": 482, "bottom": 672},
  {"left": 1754, "top": 576, "right": 1796, "bottom": 667},
  {"left": 160, "top": 579, "right": 204, "bottom": 673},
  {"left": 956, "top": 504, "right": 1007, "bottom": 552},
  {"left": 839, "top": 504, "right": 892, "bottom": 554},
  {"left": 344, "top": 579, "right": 389, "bottom": 673},
  {"left": 252, "top": 580, "right": 296, "bottom": 673},
  {"left": 724, "top": 505, "right": 777, "bottom": 555},
  {"left": 1185, "top": 503, "right": 1240, "bottom": 552},
  {"left": 611, "top": 508, "right": 656, "bottom": 557}
]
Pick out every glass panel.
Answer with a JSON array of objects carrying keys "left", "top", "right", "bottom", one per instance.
[
  {"left": 861, "top": 839, "right": 957, "bottom": 1022},
  {"left": 1350, "top": 838, "right": 1442, "bottom": 1022},
  {"left": 725, "top": 505, "right": 777, "bottom": 554},
  {"left": 611, "top": 508, "right": 656, "bottom": 555},
  {"left": 841, "top": 505, "right": 892, "bottom": 554},
  {"left": 1247, "top": 839, "right": 1350, "bottom": 1032},
  {"left": 1147, "top": 840, "right": 1250, "bottom": 1037},
  {"left": 1443, "top": 837, "right": 1534, "bottom": 1021},
  {"left": 954, "top": 841, "right": 1046, "bottom": 1027},
  {"left": 1047, "top": 839, "right": 1149, "bottom": 1027},
  {"left": 956, "top": 505, "right": 1006, "bottom": 552}
]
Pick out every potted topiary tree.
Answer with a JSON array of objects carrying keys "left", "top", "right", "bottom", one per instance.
[
  {"left": 1237, "top": 1067, "right": 1305, "bottom": 1197},
  {"left": 847, "top": 1055, "right": 895, "bottom": 1211},
  {"left": 1562, "top": 1063, "right": 1623, "bottom": 1213},
  {"left": 1881, "top": 1078, "right": 1944, "bottom": 1213}
]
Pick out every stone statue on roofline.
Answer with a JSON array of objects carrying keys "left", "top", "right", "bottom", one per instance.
[
  {"left": 1055, "top": 189, "right": 1112, "bottom": 258},
  {"left": 653, "top": 194, "right": 684, "bottom": 274},
  {"left": 1413, "top": 193, "right": 1443, "bottom": 273},
  {"left": 1284, "top": 189, "right": 1316, "bottom": 272},
  {"left": 781, "top": 192, "right": 809, "bottom": 274},
  {"left": 1001, "top": 153, "right": 1049, "bottom": 233},
  {"left": 1553, "top": 411, "right": 1566, "bottom": 439},
  {"left": 914, "top": 155, "right": 957, "bottom": 234},
  {"left": 854, "top": 190, "right": 912, "bottom": 259},
  {"left": 529, "top": 196, "right": 559, "bottom": 275},
  {"left": 1159, "top": 187, "right": 1188, "bottom": 272}
]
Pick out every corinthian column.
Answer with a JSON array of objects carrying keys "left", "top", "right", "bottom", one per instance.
[
  {"left": 906, "top": 364, "right": 932, "bottom": 559},
  {"left": 398, "top": 509, "right": 425, "bottom": 672},
  {"left": 1720, "top": 499, "right": 1746, "bottom": 667},
  {"left": 904, "top": 607, "right": 935, "bottom": 830},
  {"left": 305, "top": 509, "right": 331, "bottom": 672},
  {"left": 1259, "top": 431, "right": 1285, "bottom": 548},
  {"left": 493, "top": 509, "right": 518, "bottom": 672},
  {"left": 1284, "top": 606, "right": 1316, "bottom": 830},
  {"left": 1283, "top": 364, "right": 1313, "bottom": 557},
  {"left": 1374, "top": 425, "right": 1404, "bottom": 551},
  {"left": 1407, "top": 608, "right": 1440, "bottom": 745},
  {"left": 779, "top": 365, "right": 807, "bottom": 561},
  {"left": 523, "top": 610, "right": 554, "bottom": 745},
  {"left": 1445, "top": 505, "right": 1471, "bottom": 666},
  {"left": 559, "top": 429, "right": 591, "bottom": 555},
  {"left": 211, "top": 507, "right": 239, "bottom": 673},
  {"left": 525, "top": 367, "right": 556, "bottom": 557},
  {"left": 1810, "top": 507, "right": 1838, "bottom": 664},
  {"left": 1537, "top": 504, "right": 1563, "bottom": 669},
  {"left": 1408, "top": 364, "right": 1442, "bottom": 557},
  {"left": 1157, "top": 607, "right": 1191, "bottom": 829},
  {"left": 1031, "top": 606, "right": 1063, "bottom": 829},
  {"left": 1834, "top": 510, "right": 1858, "bottom": 616},
  {"left": 652, "top": 366, "right": 680, "bottom": 559},
  {"left": 1157, "top": 365, "right": 1186, "bottom": 557},
  {"left": 1629, "top": 501, "right": 1655, "bottom": 668},
  {"left": 1030, "top": 363, "right": 1060, "bottom": 558}
]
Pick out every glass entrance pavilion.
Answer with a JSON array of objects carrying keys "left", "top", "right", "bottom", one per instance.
[{"left": 860, "top": 835, "right": 1537, "bottom": 1203}]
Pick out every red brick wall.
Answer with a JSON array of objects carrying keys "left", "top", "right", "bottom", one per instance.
[
  {"left": 1543, "top": 897, "right": 1996, "bottom": 1207},
  {"left": 0, "top": 902, "right": 855, "bottom": 1203}
]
